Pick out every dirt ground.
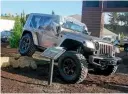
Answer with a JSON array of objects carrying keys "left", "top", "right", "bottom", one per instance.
[{"left": 1, "top": 43, "right": 128, "bottom": 93}]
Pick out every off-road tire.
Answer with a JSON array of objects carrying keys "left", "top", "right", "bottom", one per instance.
[
  {"left": 58, "top": 51, "right": 88, "bottom": 84},
  {"left": 94, "top": 65, "right": 118, "bottom": 76},
  {"left": 19, "top": 33, "right": 36, "bottom": 56}
]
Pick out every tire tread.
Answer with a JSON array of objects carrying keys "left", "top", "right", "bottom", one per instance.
[
  {"left": 58, "top": 51, "right": 88, "bottom": 84},
  {"left": 19, "top": 33, "right": 36, "bottom": 56}
]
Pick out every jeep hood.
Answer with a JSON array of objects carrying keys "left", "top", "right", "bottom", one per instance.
[{"left": 61, "top": 29, "right": 111, "bottom": 44}]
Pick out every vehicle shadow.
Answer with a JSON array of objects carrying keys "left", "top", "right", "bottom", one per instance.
[
  {"left": 1, "top": 59, "right": 65, "bottom": 85},
  {"left": 116, "top": 51, "right": 128, "bottom": 74}
]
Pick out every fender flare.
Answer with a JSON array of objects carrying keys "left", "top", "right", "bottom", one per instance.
[
  {"left": 22, "top": 30, "right": 38, "bottom": 45},
  {"left": 60, "top": 38, "right": 84, "bottom": 50}
]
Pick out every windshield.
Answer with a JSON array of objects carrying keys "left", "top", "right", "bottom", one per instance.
[
  {"left": 62, "top": 21, "right": 84, "bottom": 32},
  {"left": 103, "top": 37, "right": 112, "bottom": 42}
]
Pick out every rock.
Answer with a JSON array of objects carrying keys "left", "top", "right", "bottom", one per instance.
[
  {"left": 30, "top": 61, "right": 37, "bottom": 70},
  {"left": 92, "top": 84, "right": 96, "bottom": 87},
  {"left": 0, "top": 57, "right": 10, "bottom": 67},
  {"left": 18, "top": 56, "right": 30, "bottom": 68},
  {"left": 10, "top": 57, "right": 20, "bottom": 68},
  {"left": 11, "top": 54, "right": 21, "bottom": 60},
  {"left": 18, "top": 56, "right": 37, "bottom": 69},
  {"left": 6, "top": 45, "right": 11, "bottom": 48},
  {"left": 1, "top": 55, "right": 37, "bottom": 69}
]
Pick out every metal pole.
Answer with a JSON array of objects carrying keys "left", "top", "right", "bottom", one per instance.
[{"left": 48, "top": 59, "right": 54, "bottom": 85}]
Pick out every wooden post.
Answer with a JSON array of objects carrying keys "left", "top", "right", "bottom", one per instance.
[{"left": 48, "top": 59, "right": 54, "bottom": 85}]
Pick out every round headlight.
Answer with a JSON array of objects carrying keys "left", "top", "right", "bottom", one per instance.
[
  {"left": 95, "top": 42, "right": 99, "bottom": 50},
  {"left": 85, "top": 41, "right": 95, "bottom": 49}
]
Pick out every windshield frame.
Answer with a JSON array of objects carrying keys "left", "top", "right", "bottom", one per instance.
[{"left": 62, "top": 20, "right": 85, "bottom": 33}]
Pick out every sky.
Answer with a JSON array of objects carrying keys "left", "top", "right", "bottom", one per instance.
[
  {"left": 1, "top": 1, "right": 109, "bottom": 23},
  {"left": 1, "top": 1, "right": 82, "bottom": 16}
]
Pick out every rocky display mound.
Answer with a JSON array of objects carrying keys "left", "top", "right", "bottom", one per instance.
[
  {"left": 1, "top": 43, "right": 128, "bottom": 93},
  {"left": 1, "top": 54, "right": 37, "bottom": 70}
]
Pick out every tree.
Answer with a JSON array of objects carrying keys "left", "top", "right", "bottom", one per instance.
[
  {"left": 11, "top": 14, "right": 14, "bottom": 17},
  {"left": 20, "top": 10, "right": 26, "bottom": 26},
  {"left": 118, "top": 13, "right": 128, "bottom": 26},
  {"left": 124, "top": 12, "right": 128, "bottom": 26},
  {"left": 8, "top": 13, "right": 12, "bottom": 17},
  {"left": 4, "top": 13, "right": 7, "bottom": 17},
  {"left": 52, "top": 10, "right": 55, "bottom": 15},
  {"left": 108, "top": 12, "right": 119, "bottom": 31},
  {"left": 105, "top": 12, "right": 128, "bottom": 36},
  {"left": 118, "top": 13, "right": 125, "bottom": 26},
  {"left": 9, "top": 11, "right": 27, "bottom": 48},
  {"left": 9, "top": 16, "right": 23, "bottom": 48},
  {"left": 1, "top": 13, "right": 4, "bottom": 16}
]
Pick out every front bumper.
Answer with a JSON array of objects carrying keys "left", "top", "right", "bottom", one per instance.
[{"left": 89, "top": 55, "right": 122, "bottom": 67}]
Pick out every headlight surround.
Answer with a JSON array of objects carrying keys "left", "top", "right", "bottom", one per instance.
[
  {"left": 84, "top": 40, "right": 95, "bottom": 49},
  {"left": 95, "top": 42, "right": 99, "bottom": 50}
]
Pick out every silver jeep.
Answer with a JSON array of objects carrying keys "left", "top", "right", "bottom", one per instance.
[{"left": 19, "top": 13, "right": 122, "bottom": 83}]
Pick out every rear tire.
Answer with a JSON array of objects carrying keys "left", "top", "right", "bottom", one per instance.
[
  {"left": 58, "top": 51, "right": 88, "bottom": 83},
  {"left": 94, "top": 65, "right": 118, "bottom": 76},
  {"left": 19, "top": 33, "right": 36, "bottom": 56}
]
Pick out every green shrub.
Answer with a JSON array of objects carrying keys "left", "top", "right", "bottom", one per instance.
[{"left": 9, "top": 16, "right": 23, "bottom": 48}]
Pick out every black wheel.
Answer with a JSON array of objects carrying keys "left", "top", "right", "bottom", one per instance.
[
  {"left": 94, "top": 65, "right": 118, "bottom": 76},
  {"left": 19, "top": 33, "right": 36, "bottom": 56},
  {"left": 58, "top": 51, "right": 88, "bottom": 83},
  {"left": 124, "top": 44, "right": 128, "bottom": 52}
]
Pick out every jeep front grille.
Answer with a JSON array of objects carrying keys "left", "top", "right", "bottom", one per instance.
[{"left": 99, "top": 42, "right": 113, "bottom": 55}]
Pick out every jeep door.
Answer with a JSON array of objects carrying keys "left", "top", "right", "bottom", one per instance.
[{"left": 37, "top": 16, "right": 58, "bottom": 48}]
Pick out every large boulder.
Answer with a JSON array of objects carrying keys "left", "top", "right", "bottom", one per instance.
[
  {"left": 1, "top": 54, "right": 37, "bottom": 70},
  {"left": 18, "top": 56, "right": 37, "bottom": 69},
  {"left": 0, "top": 57, "right": 10, "bottom": 67},
  {"left": 10, "top": 57, "right": 20, "bottom": 68}
]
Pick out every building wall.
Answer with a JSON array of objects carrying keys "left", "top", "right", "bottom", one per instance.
[
  {"left": 82, "top": 1, "right": 103, "bottom": 37},
  {"left": 0, "top": 19, "right": 15, "bottom": 32},
  {"left": 82, "top": 1, "right": 128, "bottom": 37}
]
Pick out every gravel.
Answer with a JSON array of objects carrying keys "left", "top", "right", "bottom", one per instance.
[{"left": 1, "top": 43, "right": 128, "bottom": 93}]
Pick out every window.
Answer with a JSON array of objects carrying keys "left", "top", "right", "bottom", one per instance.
[
  {"left": 38, "top": 16, "right": 52, "bottom": 29},
  {"left": 43, "top": 17, "right": 52, "bottom": 27},
  {"left": 83, "top": 1, "right": 100, "bottom": 7},
  {"left": 30, "top": 15, "right": 41, "bottom": 28},
  {"left": 107, "top": 1, "right": 128, "bottom": 8},
  {"left": 103, "top": 37, "right": 111, "bottom": 42},
  {"left": 62, "top": 21, "right": 84, "bottom": 32}
]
